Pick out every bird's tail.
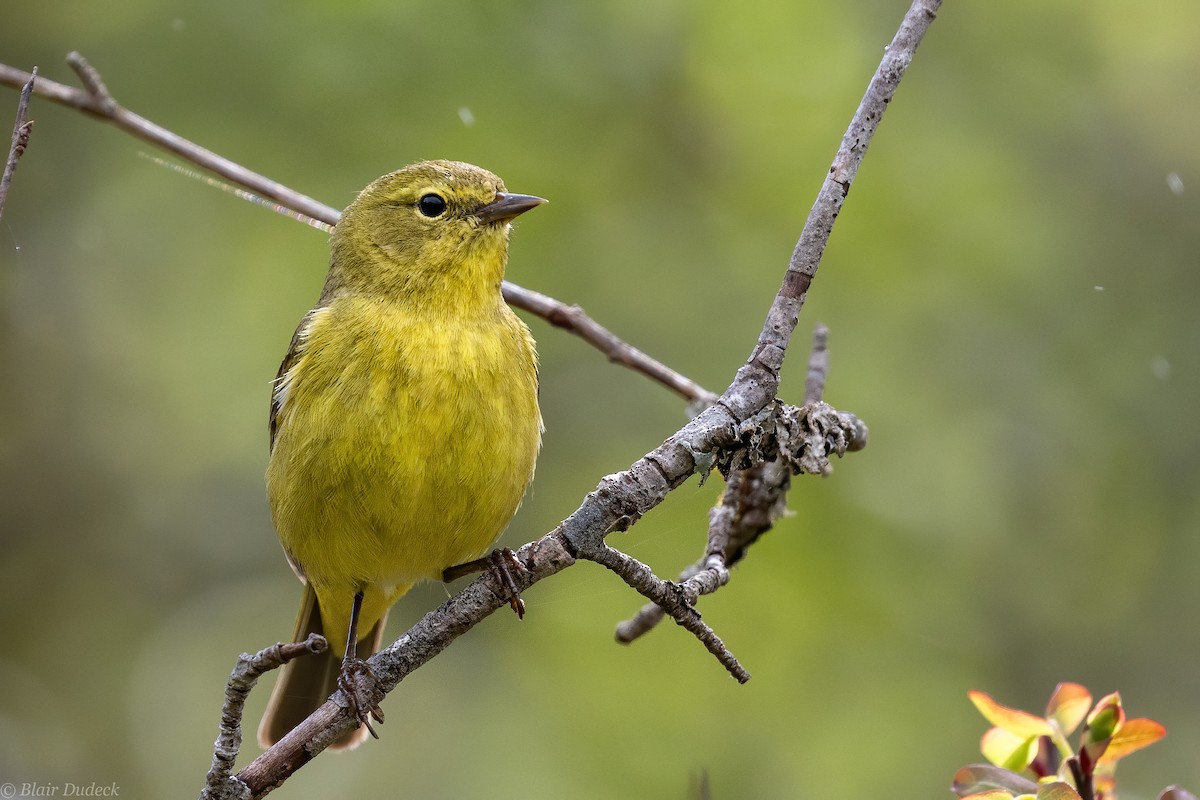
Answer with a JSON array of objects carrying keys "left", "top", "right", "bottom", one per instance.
[{"left": 257, "top": 583, "right": 387, "bottom": 751}]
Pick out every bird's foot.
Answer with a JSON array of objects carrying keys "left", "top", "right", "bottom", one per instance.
[
  {"left": 443, "top": 547, "right": 527, "bottom": 618},
  {"left": 337, "top": 657, "right": 384, "bottom": 739}
]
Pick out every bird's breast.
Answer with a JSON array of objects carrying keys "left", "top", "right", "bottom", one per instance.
[{"left": 267, "top": 295, "right": 541, "bottom": 589}]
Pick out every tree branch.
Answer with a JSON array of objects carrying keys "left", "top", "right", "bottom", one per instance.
[
  {"left": 0, "top": 56, "right": 717, "bottom": 407},
  {"left": 0, "top": 66, "right": 35, "bottom": 222},
  {"left": 724, "top": 0, "right": 939, "bottom": 423},
  {"left": 204, "top": 635, "right": 328, "bottom": 800},
  {"left": 504, "top": 283, "right": 720, "bottom": 407},
  {"left": 614, "top": 324, "right": 868, "bottom": 645}
]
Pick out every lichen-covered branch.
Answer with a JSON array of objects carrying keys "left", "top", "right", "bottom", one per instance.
[
  {"left": 614, "top": 324, "right": 866, "bottom": 644},
  {"left": 204, "top": 635, "right": 328, "bottom": 800}
]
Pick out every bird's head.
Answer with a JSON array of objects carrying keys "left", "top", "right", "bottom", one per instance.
[{"left": 327, "top": 160, "right": 545, "bottom": 308}]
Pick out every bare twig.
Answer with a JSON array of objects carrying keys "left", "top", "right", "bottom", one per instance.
[
  {"left": 0, "top": 58, "right": 718, "bottom": 407},
  {"left": 517, "top": 285, "right": 720, "bottom": 406},
  {"left": 584, "top": 540, "right": 750, "bottom": 682},
  {"left": 36, "top": 52, "right": 333, "bottom": 224},
  {"left": 724, "top": 0, "right": 938, "bottom": 424},
  {"left": 462, "top": 0, "right": 912, "bottom": 674},
  {"left": 614, "top": 560, "right": 706, "bottom": 645},
  {"left": 0, "top": 66, "right": 35, "bottom": 222},
  {"left": 204, "top": 635, "right": 327, "bottom": 800},
  {"left": 508, "top": 283, "right": 716, "bottom": 405},
  {"left": 803, "top": 323, "right": 831, "bottom": 405}
]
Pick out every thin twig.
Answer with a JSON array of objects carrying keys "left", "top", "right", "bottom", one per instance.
[
  {"left": 803, "top": 323, "right": 830, "bottom": 405},
  {"left": 204, "top": 635, "right": 327, "bottom": 800},
  {"left": 0, "top": 57, "right": 718, "bottom": 407},
  {"left": 584, "top": 541, "right": 750, "bottom": 682},
  {"left": 722, "top": 1, "right": 938, "bottom": 423},
  {"left": 65, "top": 52, "right": 334, "bottom": 224},
  {"left": 517, "top": 286, "right": 720, "bottom": 406},
  {"left": 0, "top": 66, "right": 35, "bottom": 222}
]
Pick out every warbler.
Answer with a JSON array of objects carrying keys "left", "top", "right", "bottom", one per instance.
[{"left": 257, "top": 160, "right": 544, "bottom": 750}]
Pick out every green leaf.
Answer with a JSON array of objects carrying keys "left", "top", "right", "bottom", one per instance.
[
  {"left": 1084, "top": 693, "right": 1124, "bottom": 740},
  {"left": 1045, "top": 683, "right": 1091, "bottom": 736},
  {"left": 970, "top": 691, "right": 1055, "bottom": 738},
  {"left": 981, "top": 727, "right": 1040, "bottom": 771}
]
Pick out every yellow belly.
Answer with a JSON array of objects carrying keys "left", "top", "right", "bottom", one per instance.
[{"left": 266, "top": 294, "right": 541, "bottom": 645}]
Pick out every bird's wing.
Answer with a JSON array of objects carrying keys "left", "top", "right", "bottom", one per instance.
[{"left": 269, "top": 308, "right": 318, "bottom": 452}]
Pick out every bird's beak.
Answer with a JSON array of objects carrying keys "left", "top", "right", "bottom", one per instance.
[{"left": 475, "top": 192, "right": 547, "bottom": 225}]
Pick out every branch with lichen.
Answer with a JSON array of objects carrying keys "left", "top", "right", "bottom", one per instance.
[
  {"left": 615, "top": 324, "right": 866, "bottom": 645},
  {"left": 2, "top": 2, "right": 940, "bottom": 797}
]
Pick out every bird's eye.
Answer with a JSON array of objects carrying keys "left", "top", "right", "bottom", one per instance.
[{"left": 417, "top": 193, "right": 447, "bottom": 218}]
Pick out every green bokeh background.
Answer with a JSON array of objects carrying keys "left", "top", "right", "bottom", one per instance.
[{"left": 2, "top": 1, "right": 1198, "bottom": 797}]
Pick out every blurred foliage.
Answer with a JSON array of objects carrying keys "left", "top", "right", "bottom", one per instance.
[{"left": 2, "top": 1, "right": 1199, "bottom": 798}]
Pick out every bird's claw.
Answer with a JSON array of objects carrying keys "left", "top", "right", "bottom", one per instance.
[
  {"left": 443, "top": 547, "right": 527, "bottom": 618},
  {"left": 337, "top": 657, "right": 382, "bottom": 739},
  {"left": 489, "top": 548, "right": 526, "bottom": 618}
]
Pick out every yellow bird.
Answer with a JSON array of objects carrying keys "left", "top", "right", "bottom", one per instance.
[{"left": 257, "top": 160, "right": 544, "bottom": 750}]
